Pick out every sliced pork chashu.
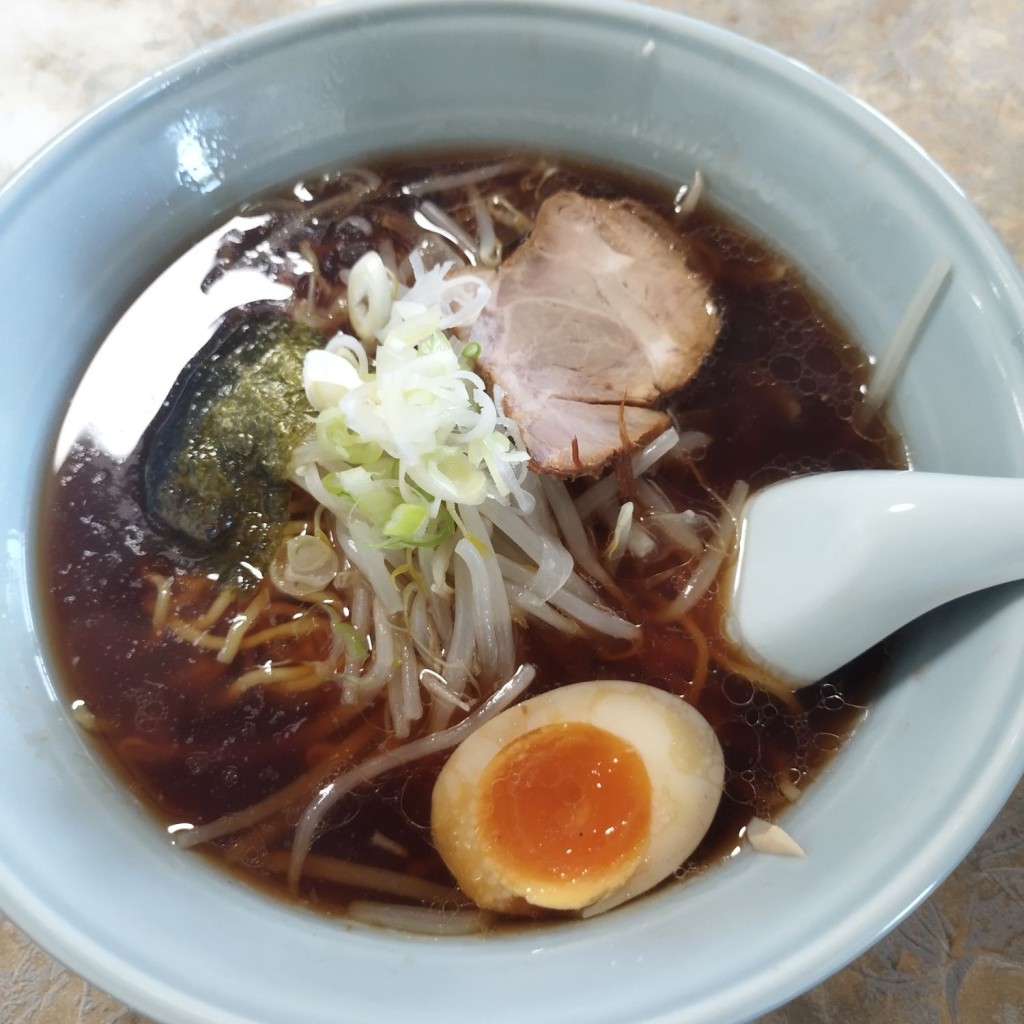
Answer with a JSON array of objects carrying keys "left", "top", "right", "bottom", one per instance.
[{"left": 474, "top": 191, "right": 719, "bottom": 476}]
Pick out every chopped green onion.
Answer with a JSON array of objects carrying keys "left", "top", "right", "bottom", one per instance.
[
  {"left": 347, "top": 251, "right": 397, "bottom": 343},
  {"left": 317, "top": 408, "right": 384, "bottom": 466},
  {"left": 383, "top": 503, "right": 433, "bottom": 543},
  {"left": 295, "top": 250, "right": 527, "bottom": 554}
]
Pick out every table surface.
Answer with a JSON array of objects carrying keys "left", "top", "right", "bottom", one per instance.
[{"left": 1, "top": 1, "right": 1022, "bottom": 1021}]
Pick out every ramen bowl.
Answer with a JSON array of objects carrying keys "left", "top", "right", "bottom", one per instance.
[{"left": 1, "top": 2, "right": 1023, "bottom": 1022}]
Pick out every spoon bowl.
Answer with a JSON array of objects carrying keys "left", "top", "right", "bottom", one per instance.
[{"left": 725, "top": 470, "right": 1024, "bottom": 687}]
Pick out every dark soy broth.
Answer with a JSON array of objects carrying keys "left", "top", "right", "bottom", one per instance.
[{"left": 40, "top": 151, "right": 905, "bottom": 918}]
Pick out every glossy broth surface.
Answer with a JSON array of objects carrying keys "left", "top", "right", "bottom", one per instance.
[{"left": 41, "top": 151, "right": 905, "bottom": 918}]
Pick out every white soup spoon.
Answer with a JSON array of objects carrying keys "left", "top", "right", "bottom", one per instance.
[{"left": 724, "top": 471, "right": 1024, "bottom": 688}]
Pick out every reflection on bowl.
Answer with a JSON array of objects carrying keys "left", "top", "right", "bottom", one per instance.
[{"left": 1, "top": 2, "right": 1024, "bottom": 1023}]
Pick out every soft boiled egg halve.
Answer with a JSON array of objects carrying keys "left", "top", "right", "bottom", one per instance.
[{"left": 431, "top": 679, "right": 725, "bottom": 917}]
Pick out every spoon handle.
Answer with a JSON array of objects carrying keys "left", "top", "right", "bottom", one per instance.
[{"left": 726, "top": 471, "right": 1024, "bottom": 687}]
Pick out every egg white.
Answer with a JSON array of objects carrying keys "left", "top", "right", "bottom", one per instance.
[{"left": 431, "top": 679, "right": 725, "bottom": 916}]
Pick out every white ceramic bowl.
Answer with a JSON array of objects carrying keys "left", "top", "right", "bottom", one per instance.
[{"left": 2, "top": 2, "right": 1023, "bottom": 1022}]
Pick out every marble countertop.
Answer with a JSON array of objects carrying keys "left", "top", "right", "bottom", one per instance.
[{"left": 1, "top": 0, "right": 1022, "bottom": 1021}]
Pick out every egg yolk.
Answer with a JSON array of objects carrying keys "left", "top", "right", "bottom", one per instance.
[{"left": 478, "top": 721, "right": 652, "bottom": 903}]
